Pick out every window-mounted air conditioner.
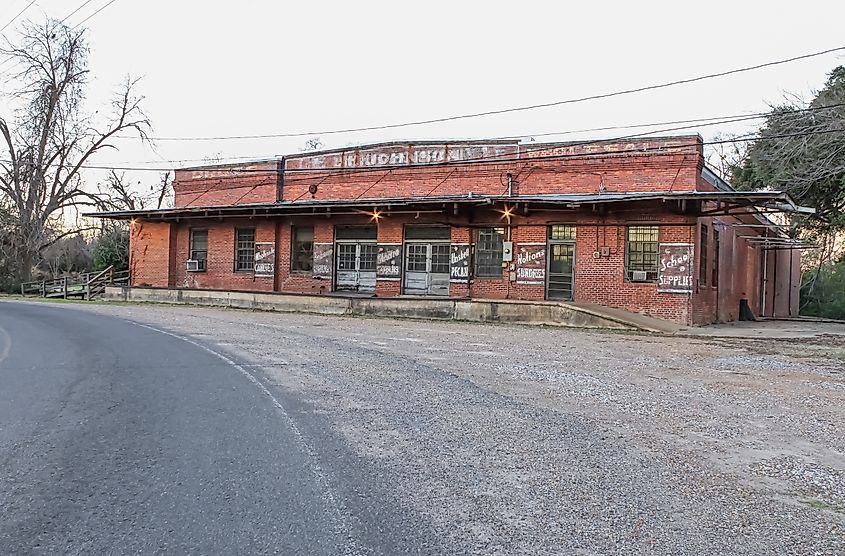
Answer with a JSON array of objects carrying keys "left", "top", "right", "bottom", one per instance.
[
  {"left": 631, "top": 270, "right": 648, "bottom": 282},
  {"left": 186, "top": 259, "right": 201, "bottom": 272}
]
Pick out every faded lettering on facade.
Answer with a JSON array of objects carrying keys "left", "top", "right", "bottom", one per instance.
[
  {"left": 254, "top": 242, "right": 275, "bottom": 278},
  {"left": 376, "top": 244, "right": 402, "bottom": 279},
  {"left": 450, "top": 244, "right": 470, "bottom": 282},
  {"left": 516, "top": 244, "right": 546, "bottom": 284},
  {"left": 657, "top": 243, "right": 693, "bottom": 293}
]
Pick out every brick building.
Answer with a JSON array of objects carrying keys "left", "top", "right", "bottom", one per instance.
[{"left": 92, "top": 135, "right": 810, "bottom": 326}]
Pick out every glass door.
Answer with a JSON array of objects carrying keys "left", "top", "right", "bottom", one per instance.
[{"left": 546, "top": 243, "right": 575, "bottom": 300}]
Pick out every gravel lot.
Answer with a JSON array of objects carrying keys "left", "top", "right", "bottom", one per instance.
[{"left": 64, "top": 302, "right": 845, "bottom": 554}]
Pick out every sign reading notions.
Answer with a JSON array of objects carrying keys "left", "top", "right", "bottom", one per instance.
[{"left": 516, "top": 244, "right": 546, "bottom": 284}]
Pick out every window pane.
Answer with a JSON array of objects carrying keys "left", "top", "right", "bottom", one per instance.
[
  {"left": 405, "top": 226, "right": 450, "bottom": 240},
  {"left": 359, "top": 244, "right": 378, "bottom": 271},
  {"left": 625, "top": 225, "right": 659, "bottom": 281},
  {"left": 430, "top": 244, "right": 450, "bottom": 274},
  {"left": 475, "top": 227, "right": 504, "bottom": 277},
  {"left": 190, "top": 230, "right": 208, "bottom": 270},
  {"left": 235, "top": 228, "right": 255, "bottom": 271},
  {"left": 292, "top": 226, "right": 314, "bottom": 271},
  {"left": 335, "top": 226, "right": 377, "bottom": 240},
  {"left": 549, "top": 225, "right": 576, "bottom": 240},
  {"left": 699, "top": 225, "right": 708, "bottom": 286},
  {"left": 712, "top": 229, "right": 720, "bottom": 287},
  {"left": 337, "top": 244, "right": 357, "bottom": 270},
  {"left": 406, "top": 244, "right": 427, "bottom": 272}
]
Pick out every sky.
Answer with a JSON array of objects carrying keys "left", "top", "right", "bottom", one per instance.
[{"left": 1, "top": 0, "right": 844, "bottom": 198}]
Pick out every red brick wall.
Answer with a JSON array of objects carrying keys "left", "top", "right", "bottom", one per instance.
[
  {"left": 173, "top": 162, "right": 279, "bottom": 208},
  {"left": 690, "top": 212, "right": 767, "bottom": 325},
  {"left": 165, "top": 137, "right": 702, "bottom": 208},
  {"left": 130, "top": 221, "right": 172, "bottom": 287},
  {"left": 170, "top": 219, "right": 276, "bottom": 291}
]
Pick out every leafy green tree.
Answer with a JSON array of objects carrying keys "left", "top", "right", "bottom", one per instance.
[
  {"left": 92, "top": 225, "right": 129, "bottom": 272},
  {"left": 800, "top": 254, "right": 845, "bottom": 319},
  {"left": 731, "top": 66, "right": 845, "bottom": 234}
]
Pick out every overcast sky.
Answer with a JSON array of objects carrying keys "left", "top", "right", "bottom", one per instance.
[{"left": 1, "top": 0, "right": 844, "bottom": 193}]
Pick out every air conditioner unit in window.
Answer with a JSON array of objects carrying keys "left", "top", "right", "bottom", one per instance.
[
  {"left": 631, "top": 270, "right": 648, "bottom": 282},
  {"left": 186, "top": 259, "right": 200, "bottom": 272}
]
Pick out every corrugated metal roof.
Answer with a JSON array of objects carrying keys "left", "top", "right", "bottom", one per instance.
[{"left": 84, "top": 190, "right": 812, "bottom": 221}]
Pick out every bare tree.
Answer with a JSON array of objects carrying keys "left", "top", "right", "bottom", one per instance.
[
  {"left": 96, "top": 170, "right": 173, "bottom": 211},
  {"left": 302, "top": 137, "right": 323, "bottom": 151},
  {"left": 0, "top": 18, "right": 150, "bottom": 282}
]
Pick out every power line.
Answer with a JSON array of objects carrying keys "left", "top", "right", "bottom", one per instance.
[
  {"left": 73, "top": 0, "right": 119, "bottom": 29},
  {"left": 62, "top": 0, "right": 97, "bottom": 23},
  {"left": 42, "top": 102, "right": 845, "bottom": 168},
  {"left": 23, "top": 127, "right": 845, "bottom": 175},
  {"left": 105, "top": 45, "right": 845, "bottom": 142},
  {"left": 0, "top": 0, "right": 36, "bottom": 35}
]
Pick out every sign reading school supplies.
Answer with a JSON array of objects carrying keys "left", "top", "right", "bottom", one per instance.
[
  {"left": 516, "top": 244, "right": 546, "bottom": 284},
  {"left": 254, "top": 242, "right": 275, "bottom": 278},
  {"left": 376, "top": 244, "right": 401, "bottom": 279},
  {"left": 312, "top": 243, "right": 333, "bottom": 279},
  {"left": 657, "top": 243, "right": 693, "bottom": 293},
  {"left": 450, "top": 244, "right": 470, "bottom": 282}
]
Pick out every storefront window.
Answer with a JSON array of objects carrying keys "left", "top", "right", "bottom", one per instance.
[
  {"left": 235, "top": 228, "right": 255, "bottom": 271},
  {"left": 712, "top": 228, "right": 720, "bottom": 287},
  {"left": 475, "top": 227, "right": 504, "bottom": 277},
  {"left": 189, "top": 229, "right": 208, "bottom": 271},
  {"left": 291, "top": 226, "right": 314, "bottom": 272},
  {"left": 699, "top": 225, "right": 708, "bottom": 287},
  {"left": 625, "top": 225, "right": 658, "bottom": 281}
]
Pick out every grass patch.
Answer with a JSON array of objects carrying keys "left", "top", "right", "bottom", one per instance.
[
  {"left": 824, "top": 348, "right": 845, "bottom": 361},
  {"left": 802, "top": 499, "right": 844, "bottom": 513}
]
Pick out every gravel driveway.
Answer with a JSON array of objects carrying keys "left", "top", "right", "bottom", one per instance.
[{"left": 59, "top": 302, "right": 845, "bottom": 554}]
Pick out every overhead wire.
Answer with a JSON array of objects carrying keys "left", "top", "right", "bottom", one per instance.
[
  {"left": 102, "top": 45, "right": 845, "bottom": 142},
  {"left": 0, "top": 0, "right": 37, "bottom": 34},
  {"left": 51, "top": 102, "right": 845, "bottom": 168},
  {"left": 25, "top": 126, "right": 845, "bottom": 178},
  {"left": 72, "top": 0, "right": 119, "bottom": 28},
  {"left": 62, "top": 0, "right": 97, "bottom": 23}
]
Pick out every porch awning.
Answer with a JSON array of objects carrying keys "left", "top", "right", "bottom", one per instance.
[{"left": 84, "top": 190, "right": 814, "bottom": 221}]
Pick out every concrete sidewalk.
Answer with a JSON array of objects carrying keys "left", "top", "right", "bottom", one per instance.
[{"left": 681, "top": 318, "right": 845, "bottom": 340}]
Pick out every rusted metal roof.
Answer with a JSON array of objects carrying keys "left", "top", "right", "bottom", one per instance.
[{"left": 85, "top": 190, "right": 813, "bottom": 221}]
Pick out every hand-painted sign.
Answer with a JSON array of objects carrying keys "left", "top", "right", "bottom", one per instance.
[
  {"left": 658, "top": 243, "right": 693, "bottom": 293},
  {"left": 313, "top": 243, "right": 333, "bottom": 279},
  {"left": 516, "top": 243, "right": 546, "bottom": 284},
  {"left": 450, "top": 244, "right": 470, "bottom": 282},
  {"left": 377, "top": 244, "right": 402, "bottom": 280},
  {"left": 254, "top": 242, "right": 275, "bottom": 278}
]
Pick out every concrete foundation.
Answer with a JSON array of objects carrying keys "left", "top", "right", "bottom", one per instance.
[{"left": 103, "top": 286, "right": 673, "bottom": 331}]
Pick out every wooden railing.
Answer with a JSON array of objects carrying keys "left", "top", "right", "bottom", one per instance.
[{"left": 20, "top": 266, "right": 129, "bottom": 300}]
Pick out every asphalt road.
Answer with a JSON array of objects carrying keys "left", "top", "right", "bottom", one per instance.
[
  {"left": 1, "top": 300, "right": 842, "bottom": 555},
  {"left": 0, "top": 301, "right": 432, "bottom": 555}
]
